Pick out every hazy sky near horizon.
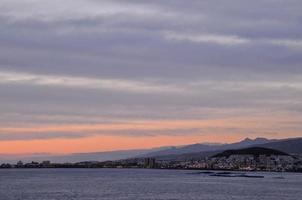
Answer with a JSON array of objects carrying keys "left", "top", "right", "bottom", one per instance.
[{"left": 0, "top": 0, "right": 302, "bottom": 154}]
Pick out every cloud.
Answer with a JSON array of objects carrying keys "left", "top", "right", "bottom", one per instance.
[
  {"left": 163, "top": 31, "right": 302, "bottom": 50},
  {"left": 0, "top": 0, "right": 156, "bottom": 22},
  {"left": 0, "top": 70, "right": 184, "bottom": 94},
  {"left": 0, "top": 0, "right": 189, "bottom": 27},
  {"left": 164, "top": 32, "right": 250, "bottom": 46},
  {"left": 1, "top": 69, "right": 302, "bottom": 94},
  {"left": 266, "top": 39, "right": 302, "bottom": 49}
]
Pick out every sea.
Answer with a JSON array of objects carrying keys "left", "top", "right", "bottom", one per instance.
[{"left": 0, "top": 169, "right": 301, "bottom": 200}]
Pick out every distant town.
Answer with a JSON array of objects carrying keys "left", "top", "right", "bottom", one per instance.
[{"left": 1, "top": 147, "right": 302, "bottom": 172}]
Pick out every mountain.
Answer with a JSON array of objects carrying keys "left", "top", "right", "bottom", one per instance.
[
  {"left": 139, "top": 137, "right": 274, "bottom": 158},
  {"left": 213, "top": 147, "right": 289, "bottom": 158},
  {"left": 141, "top": 150, "right": 222, "bottom": 162},
  {"left": 0, "top": 137, "right": 273, "bottom": 164},
  {"left": 138, "top": 137, "right": 302, "bottom": 162},
  {"left": 259, "top": 138, "right": 302, "bottom": 154},
  {"left": 232, "top": 137, "right": 274, "bottom": 147}
]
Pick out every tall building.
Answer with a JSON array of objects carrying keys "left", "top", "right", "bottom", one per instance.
[
  {"left": 16, "top": 161, "right": 24, "bottom": 168},
  {"left": 144, "top": 158, "right": 156, "bottom": 168}
]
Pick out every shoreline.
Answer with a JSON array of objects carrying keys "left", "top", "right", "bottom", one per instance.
[{"left": 1, "top": 167, "right": 301, "bottom": 173}]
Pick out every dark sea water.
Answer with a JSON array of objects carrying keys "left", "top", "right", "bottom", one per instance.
[{"left": 0, "top": 169, "right": 301, "bottom": 200}]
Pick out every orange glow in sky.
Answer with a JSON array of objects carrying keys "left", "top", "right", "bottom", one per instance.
[
  {"left": 0, "top": 134, "right": 243, "bottom": 154},
  {"left": 0, "top": 116, "right": 300, "bottom": 154}
]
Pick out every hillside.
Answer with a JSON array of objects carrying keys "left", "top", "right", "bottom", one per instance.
[{"left": 212, "top": 147, "right": 289, "bottom": 158}]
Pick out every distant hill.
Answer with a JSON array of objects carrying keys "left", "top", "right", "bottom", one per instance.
[
  {"left": 212, "top": 147, "right": 289, "bottom": 158},
  {"left": 136, "top": 137, "right": 302, "bottom": 162},
  {"left": 139, "top": 137, "right": 275, "bottom": 158},
  {"left": 141, "top": 150, "right": 221, "bottom": 162}
]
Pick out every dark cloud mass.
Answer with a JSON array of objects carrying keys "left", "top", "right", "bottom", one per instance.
[{"left": 0, "top": 0, "right": 301, "bottom": 140}]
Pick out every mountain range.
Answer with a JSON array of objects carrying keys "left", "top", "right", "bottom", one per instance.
[
  {"left": 139, "top": 137, "right": 276, "bottom": 158},
  {"left": 136, "top": 137, "right": 302, "bottom": 162},
  {"left": 1, "top": 137, "right": 301, "bottom": 163}
]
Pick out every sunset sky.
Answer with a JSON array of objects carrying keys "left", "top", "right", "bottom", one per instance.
[{"left": 0, "top": 0, "right": 302, "bottom": 154}]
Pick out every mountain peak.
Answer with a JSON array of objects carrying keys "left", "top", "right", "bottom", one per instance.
[
  {"left": 243, "top": 137, "right": 253, "bottom": 142},
  {"left": 240, "top": 137, "right": 270, "bottom": 144}
]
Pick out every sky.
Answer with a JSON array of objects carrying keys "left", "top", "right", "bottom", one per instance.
[{"left": 0, "top": 0, "right": 302, "bottom": 154}]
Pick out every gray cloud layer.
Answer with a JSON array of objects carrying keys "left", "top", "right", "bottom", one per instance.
[{"left": 0, "top": 0, "right": 302, "bottom": 140}]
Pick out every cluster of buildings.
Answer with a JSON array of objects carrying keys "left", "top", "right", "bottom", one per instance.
[
  {"left": 1, "top": 153, "right": 302, "bottom": 172},
  {"left": 0, "top": 161, "right": 52, "bottom": 169},
  {"left": 158, "top": 154, "right": 302, "bottom": 172},
  {"left": 0, "top": 159, "right": 158, "bottom": 169},
  {"left": 207, "top": 154, "right": 300, "bottom": 171}
]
